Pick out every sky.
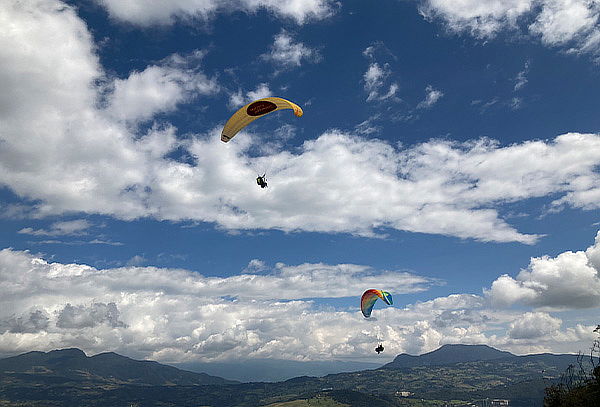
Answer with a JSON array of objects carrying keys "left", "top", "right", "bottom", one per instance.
[{"left": 1, "top": 0, "right": 600, "bottom": 366}]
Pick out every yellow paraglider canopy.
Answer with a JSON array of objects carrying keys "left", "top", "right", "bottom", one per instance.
[{"left": 221, "top": 97, "right": 303, "bottom": 143}]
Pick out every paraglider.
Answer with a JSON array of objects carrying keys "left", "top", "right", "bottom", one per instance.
[
  {"left": 256, "top": 173, "right": 267, "bottom": 188},
  {"left": 221, "top": 97, "right": 303, "bottom": 143},
  {"left": 360, "top": 289, "right": 393, "bottom": 318},
  {"left": 221, "top": 97, "right": 302, "bottom": 188},
  {"left": 361, "top": 289, "right": 393, "bottom": 354}
]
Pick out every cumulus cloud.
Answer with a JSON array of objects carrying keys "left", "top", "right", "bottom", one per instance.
[
  {"left": 105, "top": 53, "right": 219, "bottom": 124},
  {"left": 405, "top": 295, "right": 595, "bottom": 354},
  {"left": 419, "top": 0, "right": 600, "bottom": 59},
  {"left": 487, "top": 231, "right": 600, "bottom": 309},
  {"left": 0, "top": 248, "right": 431, "bottom": 361},
  {"left": 0, "top": 0, "right": 188, "bottom": 219},
  {"left": 261, "top": 30, "right": 320, "bottom": 70},
  {"left": 1, "top": 249, "right": 597, "bottom": 360},
  {"left": 56, "top": 302, "right": 127, "bottom": 329},
  {"left": 0, "top": 310, "right": 49, "bottom": 334},
  {"left": 529, "top": 0, "right": 600, "bottom": 48},
  {"left": 202, "top": 132, "right": 599, "bottom": 243},
  {"left": 96, "top": 0, "right": 337, "bottom": 26},
  {"left": 2, "top": 0, "right": 600, "bottom": 245},
  {"left": 417, "top": 85, "right": 444, "bottom": 109},
  {"left": 508, "top": 312, "right": 562, "bottom": 339},
  {"left": 433, "top": 309, "right": 491, "bottom": 328}
]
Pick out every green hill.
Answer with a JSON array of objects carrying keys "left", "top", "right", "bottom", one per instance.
[
  {"left": 384, "top": 344, "right": 514, "bottom": 368},
  {"left": 0, "top": 348, "right": 235, "bottom": 386}
]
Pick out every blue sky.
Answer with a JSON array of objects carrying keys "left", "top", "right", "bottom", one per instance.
[{"left": 1, "top": 0, "right": 600, "bottom": 364}]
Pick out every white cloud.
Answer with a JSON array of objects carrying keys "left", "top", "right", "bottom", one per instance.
[
  {"left": 362, "top": 43, "right": 399, "bottom": 102},
  {"left": 96, "top": 0, "right": 337, "bottom": 25},
  {"left": 2, "top": 0, "right": 600, "bottom": 244},
  {"left": 354, "top": 115, "right": 381, "bottom": 135},
  {"left": 2, "top": 248, "right": 596, "bottom": 361},
  {"left": 403, "top": 295, "right": 596, "bottom": 354},
  {"left": 0, "top": 248, "right": 432, "bottom": 361},
  {"left": 364, "top": 63, "right": 386, "bottom": 92},
  {"left": 229, "top": 83, "right": 272, "bottom": 109},
  {"left": 182, "top": 131, "right": 561, "bottom": 243},
  {"left": 487, "top": 230, "right": 600, "bottom": 309},
  {"left": 18, "top": 219, "right": 92, "bottom": 236},
  {"left": 0, "top": 0, "right": 171, "bottom": 219},
  {"left": 245, "top": 259, "right": 268, "bottom": 273},
  {"left": 0, "top": 249, "right": 433, "bottom": 306},
  {"left": 362, "top": 44, "right": 378, "bottom": 59},
  {"left": 417, "top": 85, "right": 444, "bottom": 109},
  {"left": 420, "top": 0, "right": 600, "bottom": 58},
  {"left": 472, "top": 97, "right": 500, "bottom": 113},
  {"left": 28, "top": 239, "right": 124, "bottom": 246},
  {"left": 362, "top": 41, "right": 397, "bottom": 61},
  {"left": 126, "top": 255, "right": 148, "bottom": 266},
  {"left": 246, "top": 83, "right": 273, "bottom": 101},
  {"left": 261, "top": 30, "right": 320, "bottom": 69},
  {"left": 56, "top": 302, "right": 126, "bottom": 329},
  {"left": 529, "top": 0, "right": 600, "bottom": 47},
  {"left": 363, "top": 62, "right": 399, "bottom": 102},
  {"left": 420, "top": 0, "right": 535, "bottom": 38},
  {"left": 0, "top": 310, "right": 49, "bottom": 334},
  {"left": 508, "top": 312, "right": 562, "bottom": 339},
  {"left": 514, "top": 61, "right": 530, "bottom": 91},
  {"left": 106, "top": 53, "right": 219, "bottom": 124},
  {"left": 509, "top": 96, "right": 523, "bottom": 109}
]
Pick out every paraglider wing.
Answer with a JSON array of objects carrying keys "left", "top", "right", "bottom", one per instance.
[
  {"left": 221, "top": 97, "right": 303, "bottom": 143},
  {"left": 361, "top": 289, "right": 393, "bottom": 318}
]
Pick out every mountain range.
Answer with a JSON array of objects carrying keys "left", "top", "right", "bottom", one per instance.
[{"left": 0, "top": 344, "right": 593, "bottom": 406}]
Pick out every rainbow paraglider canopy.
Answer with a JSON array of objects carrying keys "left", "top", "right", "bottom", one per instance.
[{"left": 361, "top": 289, "right": 393, "bottom": 318}]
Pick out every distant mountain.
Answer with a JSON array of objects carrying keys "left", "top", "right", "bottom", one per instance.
[
  {"left": 383, "top": 344, "right": 590, "bottom": 374},
  {"left": 174, "top": 358, "right": 381, "bottom": 382},
  {"left": 384, "top": 344, "right": 515, "bottom": 368},
  {"left": 0, "top": 348, "right": 235, "bottom": 386}
]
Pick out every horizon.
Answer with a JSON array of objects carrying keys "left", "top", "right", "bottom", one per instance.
[
  {"left": 0, "top": 338, "right": 585, "bottom": 362},
  {"left": 3, "top": 342, "right": 590, "bottom": 385},
  {"left": 1, "top": 0, "right": 600, "bottom": 370}
]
